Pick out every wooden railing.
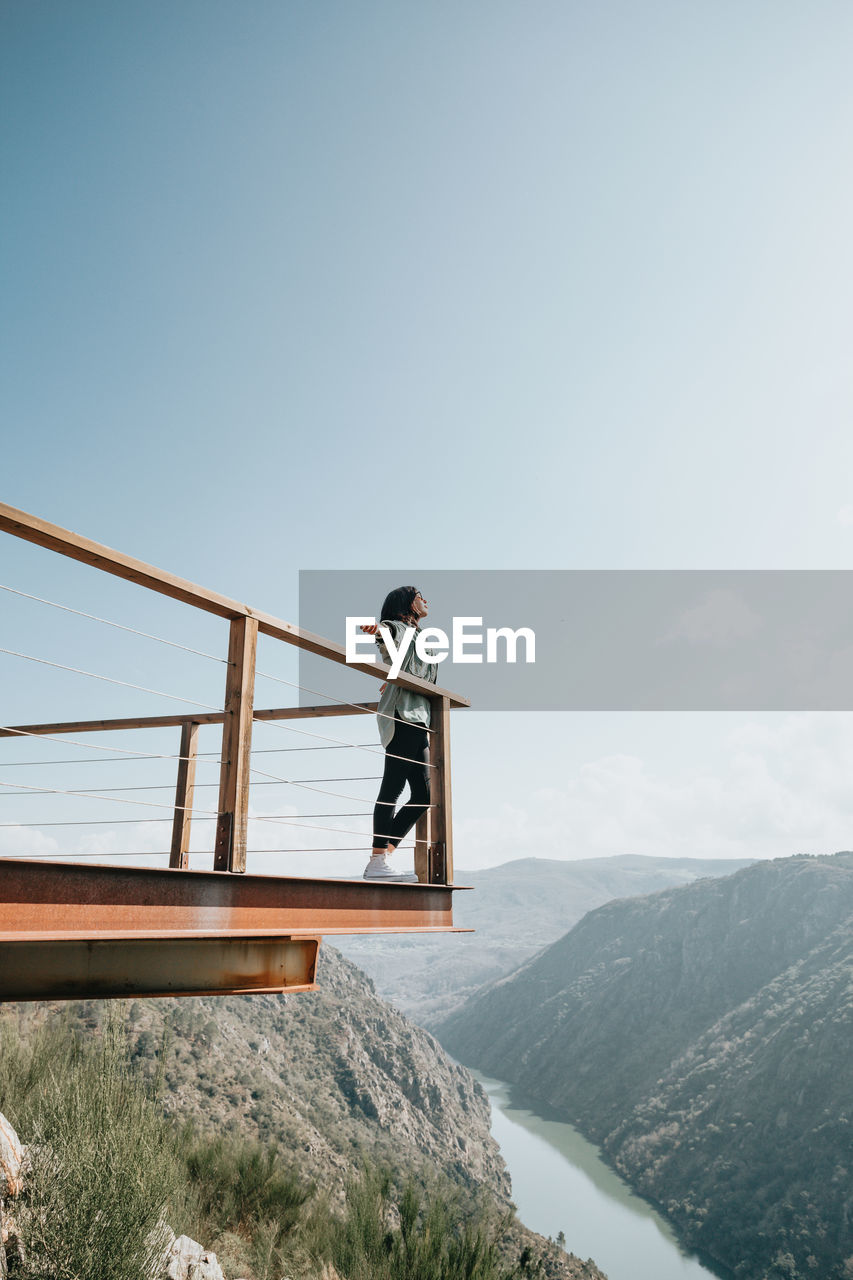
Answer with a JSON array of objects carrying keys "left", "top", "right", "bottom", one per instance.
[{"left": 0, "top": 502, "right": 468, "bottom": 885}]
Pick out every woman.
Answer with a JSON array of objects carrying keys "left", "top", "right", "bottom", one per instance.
[{"left": 362, "top": 586, "right": 438, "bottom": 880}]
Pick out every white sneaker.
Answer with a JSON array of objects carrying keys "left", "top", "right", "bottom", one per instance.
[{"left": 362, "top": 854, "right": 417, "bottom": 882}]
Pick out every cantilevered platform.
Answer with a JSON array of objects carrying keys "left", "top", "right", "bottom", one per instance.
[
  {"left": 0, "top": 860, "right": 468, "bottom": 1001},
  {"left": 0, "top": 502, "right": 471, "bottom": 1003}
]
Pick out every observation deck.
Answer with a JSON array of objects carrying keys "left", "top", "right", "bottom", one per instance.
[{"left": 0, "top": 502, "right": 469, "bottom": 1001}]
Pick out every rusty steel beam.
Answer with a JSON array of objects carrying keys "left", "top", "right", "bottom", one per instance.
[
  {"left": 0, "top": 934, "right": 319, "bottom": 1002},
  {"left": 0, "top": 860, "right": 463, "bottom": 939}
]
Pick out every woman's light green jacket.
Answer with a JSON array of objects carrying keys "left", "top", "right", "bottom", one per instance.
[{"left": 375, "top": 619, "right": 438, "bottom": 747}]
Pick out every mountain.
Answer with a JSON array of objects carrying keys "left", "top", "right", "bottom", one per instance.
[
  {"left": 435, "top": 852, "right": 853, "bottom": 1280},
  {"left": 335, "top": 854, "right": 754, "bottom": 1025},
  {"left": 2, "top": 945, "right": 605, "bottom": 1280}
]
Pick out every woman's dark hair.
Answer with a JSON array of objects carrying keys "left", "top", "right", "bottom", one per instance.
[{"left": 379, "top": 585, "right": 421, "bottom": 627}]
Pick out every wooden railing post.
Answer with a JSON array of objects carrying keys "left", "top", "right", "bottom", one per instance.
[
  {"left": 214, "top": 616, "right": 258, "bottom": 873},
  {"left": 428, "top": 695, "right": 453, "bottom": 885},
  {"left": 169, "top": 720, "right": 199, "bottom": 869},
  {"left": 414, "top": 813, "right": 430, "bottom": 884}
]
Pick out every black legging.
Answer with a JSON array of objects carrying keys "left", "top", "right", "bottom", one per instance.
[{"left": 372, "top": 715, "right": 430, "bottom": 850}]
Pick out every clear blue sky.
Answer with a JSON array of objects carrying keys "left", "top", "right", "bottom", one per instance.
[{"left": 3, "top": 1, "right": 853, "bottom": 871}]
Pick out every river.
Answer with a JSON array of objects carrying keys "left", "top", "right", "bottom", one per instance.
[{"left": 473, "top": 1071, "right": 729, "bottom": 1280}]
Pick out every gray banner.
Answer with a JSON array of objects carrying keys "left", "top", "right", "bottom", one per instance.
[{"left": 298, "top": 571, "right": 853, "bottom": 710}]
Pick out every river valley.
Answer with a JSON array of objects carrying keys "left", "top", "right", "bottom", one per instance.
[{"left": 475, "top": 1072, "right": 730, "bottom": 1280}]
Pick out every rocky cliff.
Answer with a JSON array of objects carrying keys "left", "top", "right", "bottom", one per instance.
[
  {"left": 436, "top": 852, "right": 853, "bottom": 1280},
  {"left": 164, "top": 944, "right": 508, "bottom": 1199}
]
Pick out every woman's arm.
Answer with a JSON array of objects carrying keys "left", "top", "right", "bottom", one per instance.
[{"left": 363, "top": 618, "right": 432, "bottom": 687}]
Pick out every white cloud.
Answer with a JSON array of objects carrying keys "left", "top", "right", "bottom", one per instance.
[
  {"left": 455, "top": 714, "right": 853, "bottom": 869},
  {"left": 0, "top": 827, "right": 61, "bottom": 857}
]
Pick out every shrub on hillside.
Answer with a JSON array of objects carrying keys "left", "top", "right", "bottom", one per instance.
[
  {"left": 179, "top": 1128, "right": 311, "bottom": 1244},
  {"left": 0, "top": 1011, "right": 180, "bottom": 1280},
  {"left": 311, "top": 1168, "right": 533, "bottom": 1280}
]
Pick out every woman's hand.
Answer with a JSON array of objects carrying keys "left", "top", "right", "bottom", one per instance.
[{"left": 360, "top": 625, "right": 386, "bottom": 691}]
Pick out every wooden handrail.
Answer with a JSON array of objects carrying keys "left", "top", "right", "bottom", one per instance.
[
  {"left": 0, "top": 702, "right": 382, "bottom": 739},
  {"left": 0, "top": 501, "right": 469, "bottom": 707},
  {"left": 0, "top": 501, "right": 247, "bottom": 617}
]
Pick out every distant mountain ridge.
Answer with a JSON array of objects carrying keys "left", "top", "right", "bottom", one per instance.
[
  {"left": 336, "top": 854, "right": 754, "bottom": 1024},
  {"left": 436, "top": 852, "right": 853, "bottom": 1280}
]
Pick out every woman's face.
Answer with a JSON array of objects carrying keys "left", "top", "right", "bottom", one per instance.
[{"left": 412, "top": 591, "right": 428, "bottom": 619}]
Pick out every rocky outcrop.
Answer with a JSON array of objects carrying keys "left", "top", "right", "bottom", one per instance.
[
  {"left": 0, "top": 1114, "right": 23, "bottom": 1200},
  {"left": 161, "top": 1231, "right": 226, "bottom": 1280},
  {"left": 0, "top": 1113, "right": 24, "bottom": 1278}
]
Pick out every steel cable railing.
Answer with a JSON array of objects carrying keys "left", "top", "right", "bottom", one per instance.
[
  {"left": 250, "top": 712, "right": 437, "bottom": 768},
  {"left": 0, "top": 646, "right": 223, "bottom": 711},
  {"left": 255, "top": 665, "right": 434, "bottom": 734},
  {"left": 0, "top": 583, "right": 228, "bottom": 664},
  {"left": 0, "top": 724, "right": 222, "bottom": 764}
]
